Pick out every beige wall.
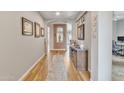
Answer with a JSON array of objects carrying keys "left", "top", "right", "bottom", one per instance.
[
  {"left": 85, "top": 12, "right": 92, "bottom": 72},
  {"left": 97, "top": 12, "right": 112, "bottom": 80},
  {"left": 90, "top": 11, "right": 112, "bottom": 80},
  {"left": 90, "top": 12, "right": 98, "bottom": 80},
  {"left": 0, "top": 11, "right": 45, "bottom": 80},
  {"left": 74, "top": 12, "right": 92, "bottom": 72}
]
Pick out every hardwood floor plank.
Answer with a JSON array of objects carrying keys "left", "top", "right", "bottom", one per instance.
[{"left": 22, "top": 50, "right": 89, "bottom": 81}]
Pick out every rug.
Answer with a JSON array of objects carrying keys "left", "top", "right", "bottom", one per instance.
[{"left": 46, "top": 55, "right": 68, "bottom": 81}]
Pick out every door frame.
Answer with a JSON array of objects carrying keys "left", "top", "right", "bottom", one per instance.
[{"left": 53, "top": 24, "right": 67, "bottom": 49}]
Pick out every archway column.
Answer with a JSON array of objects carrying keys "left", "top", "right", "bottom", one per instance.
[{"left": 91, "top": 11, "right": 112, "bottom": 81}]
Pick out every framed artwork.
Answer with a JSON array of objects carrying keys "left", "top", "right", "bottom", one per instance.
[
  {"left": 34, "top": 22, "right": 41, "bottom": 38},
  {"left": 81, "top": 16, "right": 85, "bottom": 24},
  {"left": 41, "top": 27, "right": 45, "bottom": 37},
  {"left": 77, "top": 24, "right": 85, "bottom": 40},
  {"left": 22, "top": 17, "right": 33, "bottom": 36}
]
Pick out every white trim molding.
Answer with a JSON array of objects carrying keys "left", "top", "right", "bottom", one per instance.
[{"left": 18, "top": 54, "right": 46, "bottom": 81}]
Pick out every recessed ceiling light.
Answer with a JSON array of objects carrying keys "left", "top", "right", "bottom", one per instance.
[{"left": 56, "top": 12, "right": 60, "bottom": 16}]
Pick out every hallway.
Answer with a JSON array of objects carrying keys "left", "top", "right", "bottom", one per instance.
[
  {"left": 0, "top": 1, "right": 123, "bottom": 93},
  {"left": 0, "top": 0, "right": 122, "bottom": 91},
  {"left": 23, "top": 50, "right": 87, "bottom": 81},
  {"left": 0, "top": 11, "right": 113, "bottom": 81}
]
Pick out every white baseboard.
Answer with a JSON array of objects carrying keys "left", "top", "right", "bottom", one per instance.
[{"left": 18, "top": 54, "right": 45, "bottom": 81}]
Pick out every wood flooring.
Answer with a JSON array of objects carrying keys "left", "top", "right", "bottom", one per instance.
[{"left": 22, "top": 50, "right": 90, "bottom": 81}]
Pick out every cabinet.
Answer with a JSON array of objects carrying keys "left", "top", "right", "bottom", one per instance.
[
  {"left": 77, "top": 51, "right": 88, "bottom": 71},
  {"left": 70, "top": 46, "right": 88, "bottom": 71}
]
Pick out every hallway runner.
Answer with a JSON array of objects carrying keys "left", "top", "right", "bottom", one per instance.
[{"left": 46, "top": 55, "right": 68, "bottom": 81}]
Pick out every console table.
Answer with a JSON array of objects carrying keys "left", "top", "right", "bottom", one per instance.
[{"left": 69, "top": 45, "right": 88, "bottom": 71}]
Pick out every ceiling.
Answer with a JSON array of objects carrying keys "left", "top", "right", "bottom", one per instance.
[
  {"left": 39, "top": 11, "right": 81, "bottom": 21},
  {"left": 113, "top": 11, "right": 124, "bottom": 21}
]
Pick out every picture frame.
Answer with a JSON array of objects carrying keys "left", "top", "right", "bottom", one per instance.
[
  {"left": 77, "top": 24, "right": 85, "bottom": 40},
  {"left": 81, "top": 16, "right": 85, "bottom": 23},
  {"left": 22, "top": 17, "right": 33, "bottom": 36},
  {"left": 34, "top": 22, "right": 41, "bottom": 38},
  {"left": 41, "top": 27, "right": 45, "bottom": 37}
]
